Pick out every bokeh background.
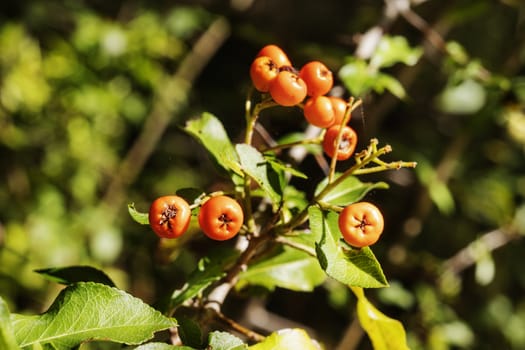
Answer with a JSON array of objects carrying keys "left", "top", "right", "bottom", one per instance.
[{"left": 1, "top": 0, "right": 525, "bottom": 349}]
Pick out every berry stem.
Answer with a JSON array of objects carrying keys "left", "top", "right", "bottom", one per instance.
[{"left": 328, "top": 98, "right": 362, "bottom": 183}]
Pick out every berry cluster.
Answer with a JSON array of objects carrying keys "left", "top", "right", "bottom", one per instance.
[
  {"left": 249, "top": 45, "right": 382, "bottom": 247},
  {"left": 148, "top": 195, "right": 243, "bottom": 241},
  {"left": 146, "top": 45, "right": 384, "bottom": 249},
  {"left": 249, "top": 45, "right": 358, "bottom": 162}
]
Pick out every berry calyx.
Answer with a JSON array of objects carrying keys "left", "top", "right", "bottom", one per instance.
[
  {"left": 256, "top": 44, "right": 291, "bottom": 68},
  {"left": 338, "top": 202, "right": 384, "bottom": 247},
  {"left": 198, "top": 196, "right": 244, "bottom": 241},
  {"left": 250, "top": 56, "right": 280, "bottom": 92},
  {"left": 148, "top": 196, "right": 191, "bottom": 239}
]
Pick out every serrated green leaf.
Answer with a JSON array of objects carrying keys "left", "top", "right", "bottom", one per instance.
[
  {"left": 249, "top": 329, "right": 319, "bottom": 350},
  {"left": 129, "top": 203, "right": 149, "bottom": 225},
  {"left": 315, "top": 174, "right": 389, "bottom": 206},
  {"left": 352, "top": 287, "right": 410, "bottom": 350},
  {"left": 184, "top": 112, "right": 242, "bottom": 176},
  {"left": 11, "top": 282, "right": 176, "bottom": 349},
  {"left": 35, "top": 265, "right": 116, "bottom": 287},
  {"left": 310, "top": 207, "right": 388, "bottom": 288},
  {"left": 170, "top": 248, "right": 239, "bottom": 308},
  {"left": 236, "top": 143, "right": 283, "bottom": 204},
  {"left": 208, "top": 331, "right": 247, "bottom": 350},
  {"left": 237, "top": 246, "right": 325, "bottom": 292},
  {"left": 370, "top": 35, "right": 422, "bottom": 69},
  {"left": 0, "top": 297, "right": 20, "bottom": 350}
]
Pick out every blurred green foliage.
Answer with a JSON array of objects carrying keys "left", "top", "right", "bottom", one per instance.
[{"left": 1, "top": 0, "right": 525, "bottom": 349}]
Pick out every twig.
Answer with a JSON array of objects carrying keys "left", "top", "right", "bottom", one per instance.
[
  {"left": 274, "top": 236, "right": 317, "bottom": 257},
  {"left": 205, "top": 234, "right": 271, "bottom": 311},
  {"left": 442, "top": 226, "right": 521, "bottom": 276},
  {"left": 212, "top": 308, "right": 266, "bottom": 343},
  {"left": 335, "top": 316, "right": 364, "bottom": 350}
]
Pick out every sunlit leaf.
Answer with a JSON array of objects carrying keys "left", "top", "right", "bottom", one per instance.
[
  {"left": 185, "top": 112, "right": 242, "bottom": 177},
  {"left": 310, "top": 206, "right": 388, "bottom": 288},
  {"left": 237, "top": 246, "right": 325, "bottom": 292},
  {"left": 315, "top": 174, "right": 388, "bottom": 206},
  {"left": 438, "top": 78, "right": 486, "bottom": 114},
  {"left": 249, "top": 329, "right": 320, "bottom": 350},
  {"left": 370, "top": 35, "right": 422, "bottom": 68},
  {"left": 0, "top": 297, "right": 20, "bottom": 350},
  {"left": 128, "top": 202, "right": 150, "bottom": 225},
  {"left": 338, "top": 58, "right": 375, "bottom": 97},
  {"left": 374, "top": 73, "right": 407, "bottom": 100},
  {"left": 135, "top": 343, "right": 195, "bottom": 350},
  {"left": 11, "top": 282, "right": 176, "bottom": 349},
  {"left": 35, "top": 265, "right": 116, "bottom": 287},
  {"left": 208, "top": 331, "right": 247, "bottom": 350},
  {"left": 352, "top": 287, "right": 410, "bottom": 350},
  {"left": 265, "top": 154, "right": 307, "bottom": 179},
  {"left": 236, "top": 143, "right": 283, "bottom": 204}
]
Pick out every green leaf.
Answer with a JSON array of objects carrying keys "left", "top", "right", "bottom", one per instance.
[
  {"left": 352, "top": 287, "right": 410, "bottom": 350},
  {"left": 135, "top": 343, "right": 196, "bottom": 350},
  {"left": 185, "top": 112, "right": 242, "bottom": 176},
  {"left": 236, "top": 143, "right": 283, "bottom": 204},
  {"left": 338, "top": 58, "right": 375, "bottom": 97},
  {"left": 249, "top": 329, "right": 319, "bottom": 350},
  {"left": 374, "top": 73, "right": 407, "bottom": 100},
  {"left": 170, "top": 248, "right": 239, "bottom": 308},
  {"left": 208, "top": 331, "right": 247, "bottom": 350},
  {"left": 11, "top": 282, "right": 176, "bottom": 349},
  {"left": 310, "top": 206, "right": 388, "bottom": 288},
  {"left": 129, "top": 202, "right": 149, "bottom": 225},
  {"left": 0, "top": 297, "right": 20, "bottom": 350},
  {"left": 35, "top": 265, "right": 116, "bottom": 287},
  {"left": 370, "top": 35, "right": 422, "bottom": 69},
  {"left": 265, "top": 154, "right": 307, "bottom": 180},
  {"left": 177, "top": 315, "right": 204, "bottom": 349},
  {"left": 237, "top": 246, "right": 325, "bottom": 292},
  {"left": 315, "top": 174, "right": 389, "bottom": 207}
]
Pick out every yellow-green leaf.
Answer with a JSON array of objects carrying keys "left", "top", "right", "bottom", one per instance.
[
  {"left": 249, "top": 329, "right": 320, "bottom": 350},
  {"left": 352, "top": 287, "right": 410, "bottom": 350}
]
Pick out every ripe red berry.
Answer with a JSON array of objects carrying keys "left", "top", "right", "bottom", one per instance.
[
  {"left": 269, "top": 71, "right": 307, "bottom": 107},
  {"left": 328, "top": 96, "right": 350, "bottom": 127},
  {"left": 322, "top": 125, "right": 358, "bottom": 160},
  {"left": 198, "top": 196, "right": 244, "bottom": 241},
  {"left": 149, "top": 196, "right": 191, "bottom": 239},
  {"left": 303, "top": 95, "right": 335, "bottom": 128},
  {"left": 299, "top": 61, "right": 333, "bottom": 97},
  {"left": 250, "top": 56, "right": 279, "bottom": 92},
  {"left": 256, "top": 44, "right": 291, "bottom": 68},
  {"left": 338, "top": 202, "right": 384, "bottom": 247}
]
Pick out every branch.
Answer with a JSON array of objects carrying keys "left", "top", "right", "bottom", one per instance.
[
  {"left": 212, "top": 308, "right": 266, "bottom": 342},
  {"left": 442, "top": 226, "right": 521, "bottom": 276}
]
